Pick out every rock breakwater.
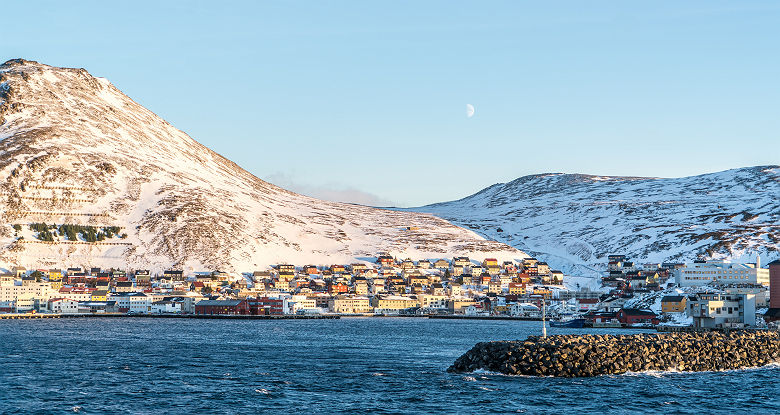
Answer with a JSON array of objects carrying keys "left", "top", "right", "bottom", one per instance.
[{"left": 448, "top": 331, "right": 780, "bottom": 377}]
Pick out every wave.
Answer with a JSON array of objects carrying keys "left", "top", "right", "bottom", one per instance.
[
  {"left": 458, "top": 362, "right": 780, "bottom": 379},
  {"left": 619, "top": 362, "right": 780, "bottom": 378}
]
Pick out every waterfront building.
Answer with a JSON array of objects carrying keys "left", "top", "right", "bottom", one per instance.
[
  {"left": 371, "top": 295, "right": 418, "bottom": 314},
  {"left": 617, "top": 308, "right": 659, "bottom": 325},
  {"left": 509, "top": 302, "right": 539, "bottom": 317},
  {"left": 687, "top": 293, "right": 756, "bottom": 328},
  {"left": 447, "top": 297, "right": 477, "bottom": 314},
  {"left": 195, "top": 299, "right": 249, "bottom": 315},
  {"left": 289, "top": 295, "right": 319, "bottom": 314},
  {"left": 329, "top": 295, "right": 372, "bottom": 314},
  {"left": 247, "top": 297, "right": 285, "bottom": 315},
  {"left": 0, "top": 281, "right": 55, "bottom": 305},
  {"left": 112, "top": 292, "right": 151, "bottom": 314},
  {"left": 49, "top": 298, "right": 79, "bottom": 314}
]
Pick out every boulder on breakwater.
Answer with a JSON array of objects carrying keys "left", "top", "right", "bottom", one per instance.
[{"left": 448, "top": 331, "right": 780, "bottom": 377}]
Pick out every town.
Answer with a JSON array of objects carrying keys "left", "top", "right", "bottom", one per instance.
[{"left": 1, "top": 254, "right": 778, "bottom": 330}]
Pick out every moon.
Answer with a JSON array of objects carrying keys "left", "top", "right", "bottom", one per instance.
[{"left": 466, "top": 104, "right": 475, "bottom": 118}]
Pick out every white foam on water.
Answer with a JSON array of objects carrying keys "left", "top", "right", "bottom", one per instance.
[{"left": 620, "top": 361, "right": 780, "bottom": 378}]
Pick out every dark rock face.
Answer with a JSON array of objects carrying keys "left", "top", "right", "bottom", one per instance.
[{"left": 448, "top": 331, "right": 780, "bottom": 377}]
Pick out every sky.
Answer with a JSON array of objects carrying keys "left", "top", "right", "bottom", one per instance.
[{"left": 1, "top": 1, "right": 779, "bottom": 207}]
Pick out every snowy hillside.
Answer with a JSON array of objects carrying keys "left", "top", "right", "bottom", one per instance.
[
  {"left": 0, "top": 59, "right": 524, "bottom": 272},
  {"left": 411, "top": 167, "right": 780, "bottom": 276}
]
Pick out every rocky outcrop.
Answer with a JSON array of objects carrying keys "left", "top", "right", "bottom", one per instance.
[{"left": 448, "top": 331, "right": 780, "bottom": 377}]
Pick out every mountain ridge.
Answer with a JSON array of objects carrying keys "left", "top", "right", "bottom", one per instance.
[
  {"left": 412, "top": 165, "right": 780, "bottom": 276},
  {"left": 0, "top": 59, "right": 524, "bottom": 272}
]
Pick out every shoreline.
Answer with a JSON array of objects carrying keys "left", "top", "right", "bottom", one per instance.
[
  {"left": 0, "top": 313, "right": 539, "bottom": 320},
  {"left": 0, "top": 313, "right": 769, "bottom": 332},
  {"left": 0, "top": 313, "right": 340, "bottom": 320}
]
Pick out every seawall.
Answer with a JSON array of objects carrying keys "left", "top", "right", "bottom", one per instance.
[{"left": 448, "top": 331, "right": 780, "bottom": 377}]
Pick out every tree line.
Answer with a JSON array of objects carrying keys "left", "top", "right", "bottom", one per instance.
[{"left": 24, "top": 223, "right": 127, "bottom": 242}]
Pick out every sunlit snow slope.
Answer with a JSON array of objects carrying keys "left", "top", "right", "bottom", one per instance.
[
  {"left": 413, "top": 168, "right": 780, "bottom": 276},
  {"left": 0, "top": 59, "right": 523, "bottom": 272}
]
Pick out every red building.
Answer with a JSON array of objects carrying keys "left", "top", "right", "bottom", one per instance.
[
  {"left": 195, "top": 300, "right": 249, "bottom": 315},
  {"left": 769, "top": 260, "right": 780, "bottom": 309},
  {"left": 766, "top": 260, "right": 780, "bottom": 322},
  {"left": 617, "top": 308, "right": 659, "bottom": 325},
  {"left": 329, "top": 282, "right": 349, "bottom": 294},
  {"left": 247, "top": 297, "right": 284, "bottom": 315}
]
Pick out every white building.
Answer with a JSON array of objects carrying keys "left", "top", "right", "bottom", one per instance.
[
  {"left": 111, "top": 292, "right": 151, "bottom": 314},
  {"left": 674, "top": 260, "right": 769, "bottom": 287},
  {"left": 329, "top": 295, "right": 372, "bottom": 314},
  {"left": 510, "top": 302, "right": 540, "bottom": 317},
  {"left": 50, "top": 298, "right": 80, "bottom": 314},
  {"left": 289, "top": 295, "right": 320, "bottom": 314},
  {"left": 14, "top": 293, "right": 37, "bottom": 312},
  {"left": 419, "top": 294, "right": 448, "bottom": 310},
  {"left": 0, "top": 281, "right": 55, "bottom": 303},
  {"left": 688, "top": 293, "right": 756, "bottom": 328},
  {"left": 150, "top": 300, "right": 182, "bottom": 314}
]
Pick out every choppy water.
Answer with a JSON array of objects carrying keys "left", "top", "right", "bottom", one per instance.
[{"left": 0, "top": 318, "right": 778, "bottom": 414}]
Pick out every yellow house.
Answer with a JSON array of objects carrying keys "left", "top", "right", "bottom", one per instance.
[
  {"left": 508, "top": 283, "right": 526, "bottom": 295},
  {"left": 482, "top": 258, "right": 499, "bottom": 267},
  {"left": 48, "top": 269, "right": 63, "bottom": 290},
  {"left": 91, "top": 290, "right": 108, "bottom": 302},
  {"left": 661, "top": 295, "right": 687, "bottom": 313}
]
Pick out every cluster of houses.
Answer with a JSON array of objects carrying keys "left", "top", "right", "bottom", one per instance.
[
  {"left": 592, "top": 255, "right": 778, "bottom": 329},
  {"left": 0, "top": 256, "right": 571, "bottom": 317},
  {"left": 3, "top": 254, "right": 777, "bottom": 330}
]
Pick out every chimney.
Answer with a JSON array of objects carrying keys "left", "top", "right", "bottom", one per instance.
[{"left": 756, "top": 255, "right": 761, "bottom": 269}]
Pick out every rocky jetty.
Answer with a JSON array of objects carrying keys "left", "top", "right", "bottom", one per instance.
[{"left": 448, "top": 331, "right": 780, "bottom": 377}]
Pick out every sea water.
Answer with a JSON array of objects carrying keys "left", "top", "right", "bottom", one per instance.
[{"left": 0, "top": 318, "right": 778, "bottom": 414}]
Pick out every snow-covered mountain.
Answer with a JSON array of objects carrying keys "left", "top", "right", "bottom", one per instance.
[
  {"left": 412, "top": 167, "right": 780, "bottom": 276},
  {"left": 0, "top": 59, "right": 523, "bottom": 272}
]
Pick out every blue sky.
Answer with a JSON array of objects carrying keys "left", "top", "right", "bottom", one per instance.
[{"left": 2, "top": 1, "right": 779, "bottom": 206}]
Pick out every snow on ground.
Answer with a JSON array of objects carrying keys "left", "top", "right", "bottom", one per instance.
[
  {"left": 0, "top": 59, "right": 525, "bottom": 273},
  {"left": 411, "top": 167, "right": 780, "bottom": 277}
]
